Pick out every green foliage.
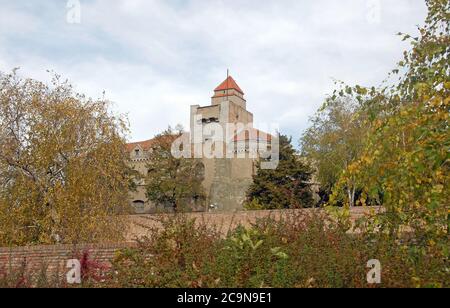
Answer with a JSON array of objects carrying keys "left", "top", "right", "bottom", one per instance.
[
  {"left": 301, "top": 91, "right": 371, "bottom": 206},
  {"left": 1, "top": 211, "right": 448, "bottom": 288},
  {"left": 108, "top": 212, "right": 448, "bottom": 288},
  {"left": 145, "top": 127, "right": 206, "bottom": 212},
  {"left": 246, "top": 135, "right": 314, "bottom": 209},
  {"left": 328, "top": 0, "right": 449, "bottom": 271},
  {"left": 110, "top": 214, "right": 221, "bottom": 288}
]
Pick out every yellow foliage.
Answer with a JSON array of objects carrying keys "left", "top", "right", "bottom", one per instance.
[{"left": 0, "top": 71, "right": 132, "bottom": 246}]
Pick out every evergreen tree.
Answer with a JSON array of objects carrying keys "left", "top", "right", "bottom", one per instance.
[{"left": 246, "top": 135, "right": 314, "bottom": 209}]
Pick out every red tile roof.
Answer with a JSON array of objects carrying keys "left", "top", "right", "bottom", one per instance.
[
  {"left": 126, "top": 134, "right": 180, "bottom": 152},
  {"left": 126, "top": 139, "right": 155, "bottom": 152},
  {"left": 214, "top": 76, "right": 244, "bottom": 95}
]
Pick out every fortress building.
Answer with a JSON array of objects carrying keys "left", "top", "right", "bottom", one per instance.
[{"left": 127, "top": 76, "right": 273, "bottom": 213}]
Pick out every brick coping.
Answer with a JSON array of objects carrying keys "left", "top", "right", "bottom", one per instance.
[{"left": 0, "top": 242, "right": 136, "bottom": 254}]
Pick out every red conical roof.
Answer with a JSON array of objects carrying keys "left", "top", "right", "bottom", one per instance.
[{"left": 214, "top": 76, "right": 244, "bottom": 95}]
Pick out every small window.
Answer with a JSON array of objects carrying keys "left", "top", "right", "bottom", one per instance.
[
  {"left": 133, "top": 200, "right": 145, "bottom": 211},
  {"left": 135, "top": 149, "right": 140, "bottom": 157}
]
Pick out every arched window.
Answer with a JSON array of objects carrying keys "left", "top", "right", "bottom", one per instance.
[
  {"left": 148, "top": 168, "right": 156, "bottom": 176},
  {"left": 194, "top": 162, "right": 205, "bottom": 181},
  {"left": 132, "top": 200, "right": 145, "bottom": 211}
]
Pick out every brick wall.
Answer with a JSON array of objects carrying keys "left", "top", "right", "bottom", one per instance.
[
  {"left": 0, "top": 242, "right": 136, "bottom": 274},
  {"left": 1, "top": 207, "right": 381, "bottom": 275},
  {"left": 126, "top": 207, "right": 381, "bottom": 240}
]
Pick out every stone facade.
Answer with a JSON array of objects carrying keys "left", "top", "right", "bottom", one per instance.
[{"left": 127, "top": 76, "right": 272, "bottom": 213}]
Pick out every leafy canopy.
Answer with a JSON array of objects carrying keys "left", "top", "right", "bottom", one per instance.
[
  {"left": 329, "top": 0, "right": 449, "bottom": 262},
  {"left": 145, "top": 127, "right": 206, "bottom": 212},
  {"left": 0, "top": 71, "right": 132, "bottom": 246}
]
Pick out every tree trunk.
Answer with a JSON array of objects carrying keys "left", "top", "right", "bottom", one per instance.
[{"left": 347, "top": 187, "right": 356, "bottom": 208}]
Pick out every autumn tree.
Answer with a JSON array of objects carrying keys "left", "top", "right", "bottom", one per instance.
[
  {"left": 246, "top": 135, "right": 314, "bottom": 209},
  {"left": 145, "top": 127, "right": 206, "bottom": 212},
  {"left": 300, "top": 94, "right": 370, "bottom": 207},
  {"left": 330, "top": 0, "right": 449, "bottom": 269},
  {"left": 0, "top": 71, "right": 132, "bottom": 246}
]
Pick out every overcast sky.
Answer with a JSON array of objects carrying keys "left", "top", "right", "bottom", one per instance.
[{"left": 0, "top": 0, "right": 427, "bottom": 145}]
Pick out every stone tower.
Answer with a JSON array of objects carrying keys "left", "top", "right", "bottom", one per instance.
[
  {"left": 190, "top": 76, "right": 270, "bottom": 212},
  {"left": 127, "top": 75, "right": 272, "bottom": 213}
]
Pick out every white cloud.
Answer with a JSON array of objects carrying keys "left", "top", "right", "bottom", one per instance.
[{"left": 0, "top": 0, "right": 428, "bottom": 144}]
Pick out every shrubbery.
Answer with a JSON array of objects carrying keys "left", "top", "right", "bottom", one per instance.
[
  {"left": 108, "top": 213, "right": 448, "bottom": 288},
  {"left": 0, "top": 212, "right": 447, "bottom": 288}
]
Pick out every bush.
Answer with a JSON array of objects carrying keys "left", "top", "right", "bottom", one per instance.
[
  {"left": 1, "top": 211, "right": 447, "bottom": 288},
  {"left": 109, "top": 215, "right": 222, "bottom": 288},
  {"left": 108, "top": 211, "right": 448, "bottom": 288}
]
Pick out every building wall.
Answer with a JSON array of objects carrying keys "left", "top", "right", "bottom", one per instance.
[
  {"left": 195, "top": 104, "right": 220, "bottom": 121},
  {"left": 128, "top": 156, "right": 155, "bottom": 213},
  {"left": 206, "top": 158, "right": 254, "bottom": 212},
  {"left": 227, "top": 102, "right": 253, "bottom": 125},
  {"left": 212, "top": 89, "right": 246, "bottom": 109},
  {"left": 191, "top": 98, "right": 259, "bottom": 212}
]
